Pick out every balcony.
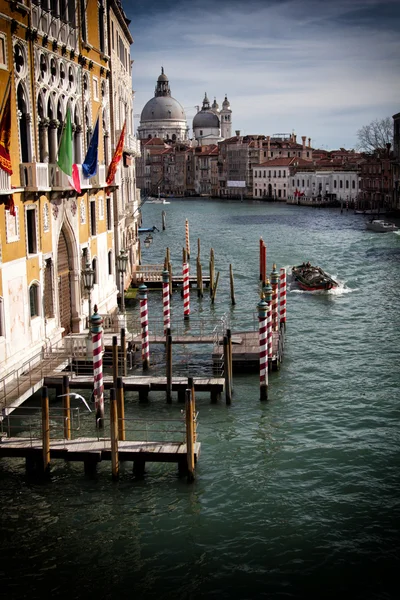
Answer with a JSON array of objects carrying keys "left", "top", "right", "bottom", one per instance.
[
  {"left": 91, "top": 164, "right": 106, "bottom": 188},
  {"left": 49, "top": 164, "right": 71, "bottom": 190},
  {"left": 76, "top": 164, "right": 92, "bottom": 189},
  {"left": 124, "top": 134, "right": 141, "bottom": 157},
  {"left": 20, "top": 163, "right": 51, "bottom": 192},
  {"left": 114, "top": 165, "right": 122, "bottom": 186},
  {"left": 0, "top": 170, "right": 12, "bottom": 195}
]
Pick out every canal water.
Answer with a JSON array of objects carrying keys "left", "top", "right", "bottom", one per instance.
[{"left": 1, "top": 200, "right": 400, "bottom": 599}]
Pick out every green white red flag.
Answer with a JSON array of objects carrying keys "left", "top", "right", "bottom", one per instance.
[{"left": 57, "top": 108, "right": 81, "bottom": 193}]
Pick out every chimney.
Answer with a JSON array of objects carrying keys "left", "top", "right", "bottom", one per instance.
[
  {"left": 267, "top": 135, "right": 271, "bottom": 158},
  {"left": 235, "top": 130, "right": 241, "bottom": 137},
  {"left": 301, "top": 136, "right": 307, "bottom": 159},
  {"left": 308, "top": 137, "right": 311, "bottom": 148},
  {"left": 294, "top": 134, "right": 297, "bottom": 143}
]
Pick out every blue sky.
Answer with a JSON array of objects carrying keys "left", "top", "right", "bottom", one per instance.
[{"left": 124, "top": 0, "right": 400, "bottom": 150}]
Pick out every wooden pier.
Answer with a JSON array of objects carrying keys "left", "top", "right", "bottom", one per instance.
[
  {"left": 132, "top": 264, "right": 210, "bottom": 289},
  {"left": 44, "top": 375, "right": 225, "bottom": 402}
]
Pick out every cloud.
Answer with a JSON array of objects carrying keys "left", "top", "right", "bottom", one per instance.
[{"left": 125, "top": 0, "right": 400, "bottom": 148}]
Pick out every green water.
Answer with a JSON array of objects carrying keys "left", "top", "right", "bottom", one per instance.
[{"left": 1, "top": 200, "right": 400, "bottom": 599}]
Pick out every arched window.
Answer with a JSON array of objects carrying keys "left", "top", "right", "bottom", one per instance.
[
  {"left": 92, "top": 257, "right": 98, "bottom": 284},
  {"left": 17, "top": 83, "right": 31, "bottom": 163},
  {"left": 29, "top": 283, "right": 40, "bottom": 318}
]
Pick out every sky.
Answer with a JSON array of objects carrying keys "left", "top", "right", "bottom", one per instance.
[{"left": 124, "top": 0, "right": 400, "bottom": 150}]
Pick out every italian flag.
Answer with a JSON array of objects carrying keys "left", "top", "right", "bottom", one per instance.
[{"left": 57, "top": 108, "right": 81, "bottom": 194}]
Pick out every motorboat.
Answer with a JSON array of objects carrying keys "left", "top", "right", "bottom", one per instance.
[
  {"left": 355, "top": 209, "right": 387, "bottom": 215},
  {"left": 366, "top": 219, "right": 398, "bottom": 232},
  {"left": 292, "top": 263, "right": 338, "bottom": 291}
]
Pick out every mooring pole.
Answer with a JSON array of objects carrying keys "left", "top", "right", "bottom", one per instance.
[
  {"left": 109, "top": 387, "right": 119, "bottom": 481},
  {"left": 185, "top": 219, "right": 190, "bottom": 260},
  {"left": 121, "top": 327, "right": 127, "bottom": 377},
  {"left": 62, "top": 374, "right": 71, "bottom": 440},
  {"left": 41, "top": 386, "right": 51, "bottom": 474},
  {"left": 91, "top": 306, "right": 104, "bottom": 428},
  {"left": 209, "top": 248, "right": 215, "bottom": 297},
  {"left": 211, "top": 271, "right": 220, "bottom": 304},
  {"left": 227, "top": 328, "right": 233, "bottom": 392},
  {"left": 279, "top": 268, "right": 287, "bottom": 331},
  {"left": 112, "top": 335, "right": 119, "bottom": 388},
  {"left": 183, "top": 248, "right": 190, "bottom": 320},
  {"left": 258, "top": 297, "right": 268, "bottom": 401},
  {"left": 263, "top": 279, "right": 273, "bottom": 372},
  {"left": 185, "top": 387, "right": 195, "bottom": 482},
  {"left": 116, "top": 376, "right": 125, "bottom": 441},
  {"left": 139, "top": 283, "right": 150, "bottom": 370},
  {"left": 162, "top": 268, "right": 171, "bottom": 334},
  {"left": 166, "top": 328, "right": 172, "bottom": 403},
  {"left": 162, "top": 209, "right": 166, "bottom": 231},
  {"left": 270, "top": 264, "right": 280, "bottom": 332},
  {"left": 223, "top": 335, "right": 232, "bottom": 405}
]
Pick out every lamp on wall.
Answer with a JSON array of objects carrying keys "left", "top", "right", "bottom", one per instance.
[
  {"left": 116, "top": 249, "right": 129, "bottom": 313},
  {"left": 82, "top": 260, "right": 95, "bottom": 327}
]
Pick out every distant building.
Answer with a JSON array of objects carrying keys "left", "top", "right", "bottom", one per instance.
[
  {"left": 192, "top": 93, "right": 232, "bottom": 146},
  {"left": 252, "top": 158, "right": 310, "bottom": 200},
  {"left": 137, "top": 68, "right": 189, "bottom": 143},
  {"left": 392, "top": 112, "right": 400, "bottom": 212}
]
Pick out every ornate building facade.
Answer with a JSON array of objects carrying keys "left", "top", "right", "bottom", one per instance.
[{"left": 0, "top": 0, "right": 140, "bottom": 377}]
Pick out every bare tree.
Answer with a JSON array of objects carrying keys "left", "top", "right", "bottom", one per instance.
[{"left": 356, "top": 117, "right": 393, "bottom": 153}]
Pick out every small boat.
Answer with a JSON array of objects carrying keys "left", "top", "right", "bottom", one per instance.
[
  {"left": 138, "top": 226, "right": 159, "bottom": 233},
  {"left": 355, "top": 209, "right": 386, "bottom": 215},
  {"left": 292, "top": 263, "right": 338, "bottom": 291},
  {"left": 366, "top": 219, "right": 398, "bottom": 233}
]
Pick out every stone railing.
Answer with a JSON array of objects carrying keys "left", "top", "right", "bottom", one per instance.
[{"left": 20, "top": 163, "right": 50, "bottom": 191}]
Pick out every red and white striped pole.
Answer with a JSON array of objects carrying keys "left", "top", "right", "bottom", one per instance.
[
  {"left": 185, "top": 219, "right": 190, "bottom": 260},
  {"left": 263, "top": 279, "right": 273, "bottom": 371},
  {"left": 258, "top": 297, "right": 268, "bottom": 401},
  {"left": 162, "top": 268, "right": 170, "bottom": 335},
  {"left": 139, "top": 283, "right": 150, "bottom": 370},
  {"left": 279, "top": 267, "right": 286, "bottom": 330},
  {"left": 270, "top": 264, "right": 279, "bottom": 332},
  {"left": 183, "top": 249, "right": 190, "bottom": 320},
  {"left": 91, "top": 305, "right": 104, "bottom": 428}
]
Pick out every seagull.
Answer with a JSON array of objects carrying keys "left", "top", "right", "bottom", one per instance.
[{"left": 57, "top": 393, "right": 92, "bottom": 412}]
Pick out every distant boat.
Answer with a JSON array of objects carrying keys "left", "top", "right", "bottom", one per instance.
[
  {"left": 355, "top": 209, "right": 387, "bottom": 215},
  {"left": 292, "top": 263, "right": 338, "bottom": 291},
  {"left": 366, "top": 219, "right": 398, "bottom": 233},
  {"left": 138, "top": 226, "right": 159, "bottom": 233}
]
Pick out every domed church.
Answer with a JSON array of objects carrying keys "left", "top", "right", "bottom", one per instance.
[
  {"left": 137, "top": 68, "right": 189, "bottom": 142},
  {"left": 193, "top": 93, "right": 232, "bottom": 146}
]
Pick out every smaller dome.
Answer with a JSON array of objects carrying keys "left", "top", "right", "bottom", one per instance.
[
  {"left": 193, "top": 110, "right": 220, "bottom": 129},
  {"left": 212, "top": 98, "right": 219, "bottom": 110},
  {"left": 158, "top": 67, "right": 168, "bottom": 82},
  {"left": 222, "top": 94, "right": 230, "bottom": 108}
]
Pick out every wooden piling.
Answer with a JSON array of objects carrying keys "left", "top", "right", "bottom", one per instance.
[
  {"left": 185, "top": 388, "right": 195, "bottom": 482},
  {"left": 112, "top": 335, "right": 118, "bottom": 387},
  {"left": 168, "top": 261, "right": 173, "bottom": 297},
  {"left": 116, "top": 377, "right": 125, "bottom": 441},
  {"left": 166, "top": 329, "right": 172, "bottom": 403},
  {"left": 211, "top": 271, "right": 220, "bottom": 304},
  {"left": 162, "top": 210, "right": 166, "bottom": 230},
  {"left": 223, "top": 336, "right": 232, "bottom": 405},
  {"left": 41, "top": 386, "right": 50, "bottom": 474},
  {"left": 62, "top": 375, "right": 71, "bottom": 440},
  {"left": 227, "top": 328, "right": 233, "bottom": 392},
  {"left": 229, "top": 264, "right": 236, "bottom": 305},
  {"left": 121, "top": 327, "right": 127, "bottom": 377},
  {"left": 109, "top": 387, "right": 119, "bottom": 480},
  {"left": 188, "top": 377, "right": 197, "bottom": 443},
  {"left": 209, "top": 248, "right": 215, "bottom": 297},
  {"left": 197, "top": 237, "right": 201, "bottom": 259},
  {"left": 197, "top": 257, "right": 203, "bottom": 298}
]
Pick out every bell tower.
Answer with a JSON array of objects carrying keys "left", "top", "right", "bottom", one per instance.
[{"left": 220, "top": 94, "right": 232, "bottom": 139}]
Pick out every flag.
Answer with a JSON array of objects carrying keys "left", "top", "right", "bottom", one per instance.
[
  {"left": 0, "top": 86, "right": 12, "bottom": 175},
  {"left": 57, "top": 108, "right": 81, "bottom": 193},
  {"left": 82, "top": 115, "right": 99, "bottom": 178},
  {"left": 5, "top": 194, "right": 16, "bottom": 216},
  {"left": 106, "top": 121, "right": 125, "bottom": 186}
]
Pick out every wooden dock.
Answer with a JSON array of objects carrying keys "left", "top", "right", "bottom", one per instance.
[
  {"left": 0, "top": 436, "right": 200, "bottom": 473},
  {"left": 44, "top": 375, "right": 225, "bottom": 402},
  {"left": 212, "top": 329, "right": 284, "bottom": 371}
]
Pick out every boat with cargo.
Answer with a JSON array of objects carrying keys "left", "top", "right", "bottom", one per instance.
[{"left": 292, "top": 262, "right": 338, "bottom": 291}]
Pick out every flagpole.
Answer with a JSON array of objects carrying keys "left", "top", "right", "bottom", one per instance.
[{"left": 0, "top": 73, "right": 12, "bottom": 121}]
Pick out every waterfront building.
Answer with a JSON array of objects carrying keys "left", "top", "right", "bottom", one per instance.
[
  {"left": 358, "top": 147, "right": 392, "bottom": 211},
  {"left": 0, "top": 0, "right": 140, "bottom": 377},
  {"left": 252, "top": 157, "right": 310, "bottom": 200},
  {"left": 137, "top": 68, "right": 189, "bottom": 143}
]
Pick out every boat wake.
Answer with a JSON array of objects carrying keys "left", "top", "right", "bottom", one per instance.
[{"left": 289, "top": 280, "right": 354, "bottom": 295}]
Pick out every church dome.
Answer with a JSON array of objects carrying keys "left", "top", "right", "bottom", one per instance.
[
  {"left": 193, "top": 110, "right": 220, "bottom": 129},
  {"left": 222, "top": 94, "right": 230, "bottom": 109},
  {"left": 141, "top": 96, "right": 186, "bottom": 122}
]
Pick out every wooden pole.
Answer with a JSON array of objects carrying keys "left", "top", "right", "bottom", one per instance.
[
  {"left": 109, "top": 387, "right": 119, "bottom": 480},
  {"left": 166, "top": 246, "right": 171, "bottom": 265},
  {"left": 211, "top": 271, "right": 220, "bottom": 304},
  {"left": 227, "top": 328, "right": 233, "bottom": 392},
  {"left": 112, "top": 335, "right": 118, "bottom": 388},
  {"left": 168, "top": 261, "right": 173, "bottom": 297},
  {"left": 121, "top": 327, "right": 127, "bottom": 377},
  {"left": 185, "top": 219, "right": 190, "bottom": 260},
  {"left": 197, "top": 237, "right": 200, "bottom": 259},
  {"left": 162, "top": 209, "right": 166, "bottom": 230},
  {"left": 188, "top": 377, "right": 196, "bottom": 443},
  {"left": 223, "top": 335, "right": 232, "bottom": 405},
  {"left": 209, "top": 248, "right": 214, "bottom": 297},
  {"left": 185, "top": 387, "right": 195, "bottom": 482},
  {"left": 41, "top": 386, "right": 50, "bottom": 474},
  {"left": 139, "top": 284, "right": 150, "bottom": 370},
  {"left": 166, "top": 329, "right": 172, "bottom": 403},
  {"left": 62, "top": 375, "right": 71, "bottom": 440},
  {"left": 197, "top": 257, "right": 203, "bottom": 298},
  {"left": 258, "top": 298, "right": 268, "bottom": 401},
  {"left": 259, "top": 237, "right": 263, "bottom": 281},
  {"left": 229, "top": 263, "right": 236, "bottom": 305},
  {"left": 116, "top": 376, "right": 125, "bottom": 441}
]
